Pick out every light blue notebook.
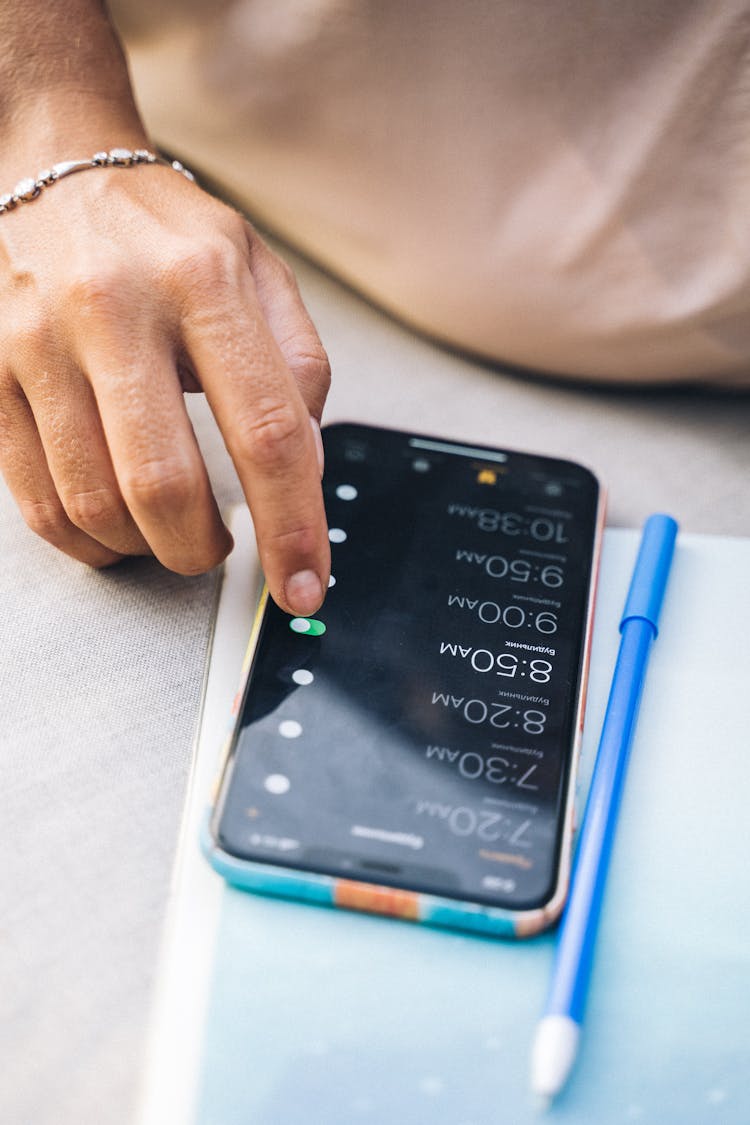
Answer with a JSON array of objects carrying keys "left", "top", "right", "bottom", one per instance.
[{"left": 138, "top": 514, "right": 750, "bottom": 1125}]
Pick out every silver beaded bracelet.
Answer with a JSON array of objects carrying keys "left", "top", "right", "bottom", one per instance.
[{"left": 0, "top": 147, "right": 195, "bottom": 215}]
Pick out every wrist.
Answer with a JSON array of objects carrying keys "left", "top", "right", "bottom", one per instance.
[
  {"left": 2, "top": 94, "right": 150, "bottom": 178},
  {"left": 0, "top": 1, "right": 149, "bottom": 175}
]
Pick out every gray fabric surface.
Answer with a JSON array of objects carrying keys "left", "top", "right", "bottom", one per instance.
[{"left": 1, "top": 240, "right": 748, "bottom": 1125}]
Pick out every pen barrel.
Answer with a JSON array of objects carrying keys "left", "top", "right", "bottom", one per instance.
[
  {"left": 546, "top": 619, "right": 655, "bottom": 1023},
  {"left": 620, "top": 514, "right": 678, "bottom": 633}
]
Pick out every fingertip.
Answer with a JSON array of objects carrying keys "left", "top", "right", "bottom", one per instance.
[
  {"left": 85, "top": 546, "right": 128, "bottom": 569},
  {"left": 215, "top": 523, "right": 235, "bottom": 562},
  {"left": 207, "top": 526, "right": 235, "bottom": 571},
  {"left": 284, "top": 568, "right": 325, "bottom": 617}
]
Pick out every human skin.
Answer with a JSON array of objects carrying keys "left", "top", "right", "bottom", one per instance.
[{"left": 0, "top": 1, "right": 330, "bottom": 616}]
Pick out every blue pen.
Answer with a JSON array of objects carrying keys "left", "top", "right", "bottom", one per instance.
[{"left": 530, "top": 513, "right": 679, "bottom": 1104}]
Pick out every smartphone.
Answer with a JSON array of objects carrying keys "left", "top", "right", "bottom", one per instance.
[{"left": 205, "top": 423, "right": 604, "bottom": 938}]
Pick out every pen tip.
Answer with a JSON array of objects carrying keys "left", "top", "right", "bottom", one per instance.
[{"left": 529, "top": 1015, "right": 580, "bottom": 1105}]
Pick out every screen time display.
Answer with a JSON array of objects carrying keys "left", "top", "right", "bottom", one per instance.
[{"left": 215, "top": 424, "right": 600, "bottom": 912}]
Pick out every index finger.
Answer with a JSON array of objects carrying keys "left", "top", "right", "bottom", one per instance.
[{"left": 181, "top": 255, "right": 330, "bottom": 617}]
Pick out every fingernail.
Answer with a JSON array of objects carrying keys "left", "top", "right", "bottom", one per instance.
[
  {"left": 286, "top": 569, "right": 324, "bottom": 616},
  {"left": 310, "top": 416, "right": 325, "bottom": 478}
]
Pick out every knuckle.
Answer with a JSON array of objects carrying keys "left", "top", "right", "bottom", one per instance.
[
  {"left": 235, "top": 401, "right": 306, "bottom": 469},
  {"left": 275, "top": 257, "right": 297, "bottom": 289},
  {"left": 3, "top": 318, "right": 47, "bottom": 364},
  {"left": 1, "top": 301, "right": 57, "bottom": 368},
  {"left": 123, "top": 457, "right": 200, "bottom": 511},
  {"left": 67, "top": 268, "right": 128, "bottom": 323},
  {"left": 225, "top": 209, "right": 252, "bottom": 243},
  {"left": 20, "top": 497, "right": 70, "bottom": 544},
  {"left": 172, "top": 237, "right": 244, "bottom": 300},
  {"left": 62, "top": 486, "right": 124, "bottom": 536},
  {"left": 266, "top": 520, "right": 321, "bottom": 559},
  {"left": 287, "top": 343, "right": 331, "bottom": 396}
]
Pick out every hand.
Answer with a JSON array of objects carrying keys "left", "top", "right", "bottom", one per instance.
[{"left": 0, "top": 161, "right": 331, "bottom": 616}]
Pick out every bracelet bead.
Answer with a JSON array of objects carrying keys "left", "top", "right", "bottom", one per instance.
[
  {"left": 14, "top": 177, "right": 40, "bottom": 202},
  {"left": 0, "top": 148, "right": 195, "bottom": 215}
]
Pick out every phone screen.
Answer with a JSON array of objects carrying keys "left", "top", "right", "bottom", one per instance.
[{"left": 214, "top": 424, "right": 600, "bottom": 913}]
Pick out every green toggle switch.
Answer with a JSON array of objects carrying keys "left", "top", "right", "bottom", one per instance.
[{"left": 289, "top": 617, "right": 327, "bottom": 636}]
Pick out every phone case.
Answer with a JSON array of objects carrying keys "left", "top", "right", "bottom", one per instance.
[{"left": 203, "top": 468, "right": 606, "bottom": 940}]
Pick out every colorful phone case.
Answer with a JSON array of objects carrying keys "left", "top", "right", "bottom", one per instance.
[{"left": 203, "top": 475, "right": 606, "bottom": 940}]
